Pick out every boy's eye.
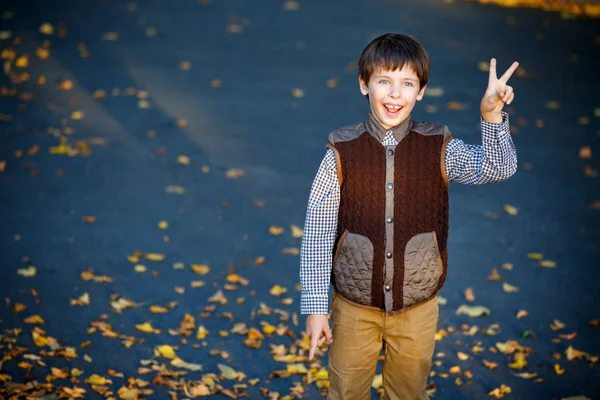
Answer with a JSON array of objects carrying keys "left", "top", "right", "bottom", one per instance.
[
  {"left": 404, "top": 82, "right": 413, "bottom": 87},
  {"left": 379, "top": 80, "right": 389, "bottom": 84}
]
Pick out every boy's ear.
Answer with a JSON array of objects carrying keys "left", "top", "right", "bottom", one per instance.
[
  {"left": 416, "top": 84, "right": 427, "bottom": 101},
  {"left": 358, "top": 76, "right": 369, "bottom": 96}
]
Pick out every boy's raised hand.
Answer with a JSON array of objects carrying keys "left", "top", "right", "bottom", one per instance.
[
  {"left": 306, "top": 314, "right": 333, "bottom": 360},
  {"left": 480, "top": 58, "right": 519, "bottom": 123}
]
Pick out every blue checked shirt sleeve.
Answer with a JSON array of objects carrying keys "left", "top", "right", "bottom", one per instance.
[
  {"left": 445, "top": 111, "right": 517, "bottom": 184},
  {"left": 300, "top": 149, "right": 340, "bottom": 315}
]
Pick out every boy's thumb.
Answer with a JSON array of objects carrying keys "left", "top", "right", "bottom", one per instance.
[{"left": 325, "top": 326, "right": 333, "bottom": 343}]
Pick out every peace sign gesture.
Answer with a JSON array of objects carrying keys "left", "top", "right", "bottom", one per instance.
[{"left": 480, "top": 58, "right": 519, "bottom": 123}]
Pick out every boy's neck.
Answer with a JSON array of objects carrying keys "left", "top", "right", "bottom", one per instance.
[{"left": 365, "top": 111, "right": 413, "bottom": 144}]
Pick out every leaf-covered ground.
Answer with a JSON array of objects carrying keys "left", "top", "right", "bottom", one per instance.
[{"left": 0, "top": 0, "right": 599, "bottom": 399}]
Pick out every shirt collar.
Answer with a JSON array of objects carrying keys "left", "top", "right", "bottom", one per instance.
[{"left": 365, "top": 111, "right": 413, "bottom": 143}]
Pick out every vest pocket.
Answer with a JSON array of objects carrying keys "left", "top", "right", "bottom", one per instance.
[
  {"left": 332, "top": 230, "right": 374, "bottom": 306},
  {"left": 403, "top": 231, "right": 444, "bottom": 307}
]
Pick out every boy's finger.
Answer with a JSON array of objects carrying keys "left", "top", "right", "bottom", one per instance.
[
  {"left": 325, "top": 325, "right": 333, "bottom": 343},
  {"left": 500, "top": 61, "right": 519, "bottom": 83},
  {"left": 488, "top": 58, "right": 497, "bottom": 84},
  {"left": 317, "top": 335, "right": 326, "bottom": 346},
  {"left": 309, "top": 335, "right": 318, "bottom": 360}
]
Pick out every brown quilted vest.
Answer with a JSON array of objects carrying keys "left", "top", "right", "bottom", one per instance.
[{"left": 328, "top": 124, "right": 450, "bottom": 315}]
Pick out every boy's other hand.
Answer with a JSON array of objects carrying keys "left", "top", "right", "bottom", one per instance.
[
  {"left": 306, "top": 314, "right": 333, "bottom": 360},
  {"left": 480, "top": 58, "right": 519, "bottom": 123}
]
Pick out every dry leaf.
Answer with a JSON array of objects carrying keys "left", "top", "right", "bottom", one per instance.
[
  {"left": 488, "top": 384, "right": 511, "bottom": 398},
  {"left": 464, "top": 288, "right": 475, "bottom": 302},
  {"left": 191, "top": 264, "right": 210, "bottom": 275},
  {"left": 291, "top": 88, "right": 304, "bottom": 98},
  {"left": 527, "top": 252, "right": 543, "bottom": 260},
  {"left": 39, "top": 23, "right": 54, "bottom": 35},
  {"left": 225, "top": 168, "right": 245, "bottom": 178},
  {"left": 554, "top": 363, "right": 565, "bottom": 375},
  {"left": 290, "top": 224, "right": 304, "bottom": 238},
  {"left": 551, "top": 319, "right": 566, "bottom": 331},
  {"left": 487, "top": 268, "right": 502, "bottom": 281},
  {"left": 269, "top": 226, "right": 284, "bottom": 235},
  {"left": 17, "top": 266, "right": 37, "bottom": 277},
  {"left": 503, "top": 204, "right": 519, "bottom": 215},
  {"left": 457, "top": 352, "right": 469, "bottom": 361},
  {"left": 456, "top": 305, "right": 490, "bottom": 317},
  {"left": 284, "top": 0, "right": 300, "bottom": 10},
  {"left": 425, "top": 87, "right": 445, "bottom": 97},
  {"left": 270, "top": 285, "right": 288, "bottom": 296},
  {"left": 502, "top": 282, "right": 519, "bottom": 293},
  {"left": 145, "top": 253, "right": 166, "bottom": 261},
  {"left": 579, "top": 146, "right": 592, "bottom": 159},
  {"left": 516, "top": 310, "right": 528, "bottom": 319},
  {"left": 539, "top": 260, "right": 557, "bottom": 268},
  {"left": 447, "top": 101, "right": 469, "bottom": 111}
]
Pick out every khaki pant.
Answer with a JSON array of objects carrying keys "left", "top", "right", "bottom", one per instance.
[{"left": 327, "top": 292, "right": 439, "bottom": 400}]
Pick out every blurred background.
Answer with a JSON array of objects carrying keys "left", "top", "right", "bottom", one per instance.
[{"left": 0, "top": 0, "right": 599, "bottom": 399}]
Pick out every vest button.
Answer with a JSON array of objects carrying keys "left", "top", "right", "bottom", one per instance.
[
  {"left": 387, "top": 149, "right": 394, "bottom": 156},
  {"left": 385, "top": 252, "right": 392, "bottom": 258},
  {"left": 385, "top": 285, "right": 391, "bottom": 292},
  {"left": 386, "top": 183, "right": 393, "bottom": 190},
  {"left": 386, "top": 217, "right": 393, "bottom": 223}
]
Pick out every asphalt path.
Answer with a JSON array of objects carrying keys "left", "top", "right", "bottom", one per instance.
[{"left": 0, "top": 0, "right": 599, "bottom": 399}]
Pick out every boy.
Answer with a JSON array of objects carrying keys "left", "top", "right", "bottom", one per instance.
[{"left": 299, "top": 33, "right": 518, "bottom": 399}]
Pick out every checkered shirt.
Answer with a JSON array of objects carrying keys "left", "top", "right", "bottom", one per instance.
[{"left": 300, "top": 112, "right": 516, "bottom": 314}]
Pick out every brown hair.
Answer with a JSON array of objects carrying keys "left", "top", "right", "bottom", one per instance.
[{"left": 358, "top": 33, "right": 430, "bottom": 89}]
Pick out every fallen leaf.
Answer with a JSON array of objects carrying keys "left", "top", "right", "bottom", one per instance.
[
  {"left": 155, "top": 345, "right": 176, "bottom": 359},
  {"left": 457, "top": 352, "right": 469, "bottom": 361},
  {"left": 17, "top": 266, "right": 37, "bottom": 277},
  {"left": 545, "top": 100, "right": 560, "bottom": 110},
  {"left": 282, "top": 247, "right": 300, "bottom": 256},
  {"left": 290, "top": 224, "right": 304, "bottom": 238},
  {"left": 191, "top": 264, "right": 211, "bottom": 275},
  {"left": 372, "top": 374, "right": 383, "bottom": 389},
  {"left": 502, "top": 283, "right": 519, "bottom": 293},
  {"left": 464, "top": 288, "right": 475, "bottom": 302},
  {"left": 145, "top": 253, "right": 166, "bottom": 261},
  {"left": 269, "top": 226, "right": 284, "bottom": 235},
  {"left": 527, "top": 252, "right": 543, "bottom": 260},
  {"left": 488, "top": 384, "right": 511, "bottom": 398},
  {"left": 39, "top": 23, "right": 54, "bottom": 35},
  {"left": 270, "top": 285, "right": 288, "bottom": 296},
  {"left": 579, "top": 146, "right": 592, "bottom": 159},
  {"left": 483, "top": 360, "right": 498, "bottom": 369},
  {"left": 503, "top": 204, "right": 519, "bottom": 215},
  {"left": 197, "top": 325, "right": 209, "bottom": 339},
  {"left": 225, "top": 168, "right": 245, "bottom": 178},
  {"left": 291, "top": 88, "right": 304, "bottom": 98},
  {"left": 487, "top": 268, "right": 502, "bottom": 281},
  {"left": 554, "top": 363, "right": 565, "bottom": 375},
  {"left": 551, "top": 319, "right": 566, "bottom": 331},
  {"left": 456, "top": 305, "right": 490, "bottom": 317},
  {"left": 425, "top": 87, "right": 445, "bottom": 97},
  {"left": 516, "top": 310, "right": 528, "bottom": 319},
  {"left": 171, "top": 357, "right": 203, "bottom": 371},
  {"left": 85, "top": 374, "right": 107, "bottom": 385},
  {"left": 539, "top": 260, "right": 557, "bottom": 268},
  {"left": 514, "top": 372, "right": 537, "bottom": 379},
  {"left": 283, "top": 0, "right": 300, "bottom": 10},
  {"left": 447, "top": 101, "right": 469, "bottom": 111}
]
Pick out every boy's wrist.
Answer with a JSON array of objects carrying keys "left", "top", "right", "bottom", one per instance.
[{"left": 481, "top": 111, "right": 503, "bottom": 124}]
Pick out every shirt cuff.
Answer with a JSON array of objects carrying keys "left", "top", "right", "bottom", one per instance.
[
  {"left": 480, "top": 111, "right": 509, "bottom": 129},
  {"left": 300, "top": 294, "right": 330, "bottom": 315}
]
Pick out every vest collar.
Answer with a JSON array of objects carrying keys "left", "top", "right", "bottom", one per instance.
[{"left": 365, "top": 111, "right": 413, "bottom": 144}]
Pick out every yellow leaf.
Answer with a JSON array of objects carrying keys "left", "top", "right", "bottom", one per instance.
[
  {"left": 118, "top": 387, "right": 141, "bottom": 400},
  {"left": 71, "top": 111, "right": 84, "bottom": 120},
  {"left": 218, "top": 364, "right": 240, "bottom": 380},
  {"left": 17, "top": 266, "right": 37, "bottom": 277},
  {"left": 208, "top": 290, "right": 228, "bottom": 304},
  {"left": 269, "top": 226, "right": 284, "bottom": 235},
  {"left": 191, "top": 264, "right": 211, "bottom": 275},
  {"left": 503, "top": 204, "right": 519, "bottom": 215},
  {"left": 282, "top": 247, "right": 300, "bottom": 256},
  {"left": 24, "top": 314, "right": 44, "bottom": 324},
  {"left": 290, "top": 224, "right": 304, "bottom": 238},
  {"left": 551, "top": 319, "right": 566, "bottom": 331},
  {"left": 516, "top": 310, "right": 528, "bottom": 319},
  {"left": 211, "top": 79, "right": 223, "bottom": 88},
  {"left": 539, "top": 260, "right": 557, "bottom": 268},
  {"left": 225, "top": 168, "right": 245, "bottom": 178},
  {"left": 425, "top": 87, "right": 445, "bottom": 97},
  {"left": 286, "top": 363, "right": 308, "bottom": 374},
  {"left": 171, "top": 357, "right": 203, "bottom": 371},
  {"left": 149, "top": 305, "right": 168, "bottom": 314},
  {"left": 579, "top": 146, "right": 592, "bottom": 159},
  {"left": 32, "top": 331, "right": 48, "bottom": 347},
  {"left": 196, "top": 325, "right": 209, "bottom": 339},
  {"left": 226, "top": 273, "right": 250, "bottom": 286},
  {"left": 502, "top": 282, "right": 519, "bottom": 293},
  {"left": 156, "top": 345, "right": 176, "bottom": 359},
  {"left": 283, "top": 0, "right": 300, "bottom": 11},
  {"left": 190, "top": 280, "right": 205, "bottom": 288},
  {"left": 457, "top": 352, "right": 469, "bottom": 361},
  {"left": 15, "top": 55, "right": 29, "bottom": 68},
  {"left": 455, "top": 304, "right": 490, "bottom": 317},
  {"left": 270, "top": 285, "right": 288, "bottom": 296},
  {"left": 86, "top": 374, "right": 107, "bottom": 385},
  {"left": 291, "top": 88, "right": 304, "bottom": 98},
  {"left": 554, "top": 363, "right": 565, "bottom": 375},
  {"left": 145, "top": 253, "right": 166, "bottom": 261},
  {"left": 508, "top": 352, "right": 528, "bottom": 370},
  {"left": 177, "top": 155, "right": 190, "bottom": 165},
  {"left": 488, "top": 384, "right": 511, "bottom": 398},
  {"left": 483, "top": 360, "right": 498, "bottom": 369},
  {"left": 449, "top": 366, "right": 461, "bottom": 374},
  {"left": 527, "top": 252, "right": 543, "bottom": 260},
  {"left": 135, "top": 322, "right": 155, "bottom": 333},
  {"left": 39, "top": 23, "right": 54, "bottom": 35},
  {"left": 545, "top": 100, "right": 560, "bottom": 110},
  {"left": 134, "top": 265, "right": 147, "bottom": 273},
  {"left": 262, "top": 323, "right": 277, "bottom": 335}
]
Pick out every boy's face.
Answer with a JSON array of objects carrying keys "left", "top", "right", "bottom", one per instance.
[{"left": 359, "top": 65, "right": 426, "bottom": 130}]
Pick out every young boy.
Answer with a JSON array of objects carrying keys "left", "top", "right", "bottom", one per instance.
[{"left": 299, "top": 33, "right": 518, "bottom": 399}]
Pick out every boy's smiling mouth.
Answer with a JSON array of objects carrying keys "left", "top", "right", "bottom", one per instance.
[{"left": 383, "top": 103, "right": 403, "bottom": 115}]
